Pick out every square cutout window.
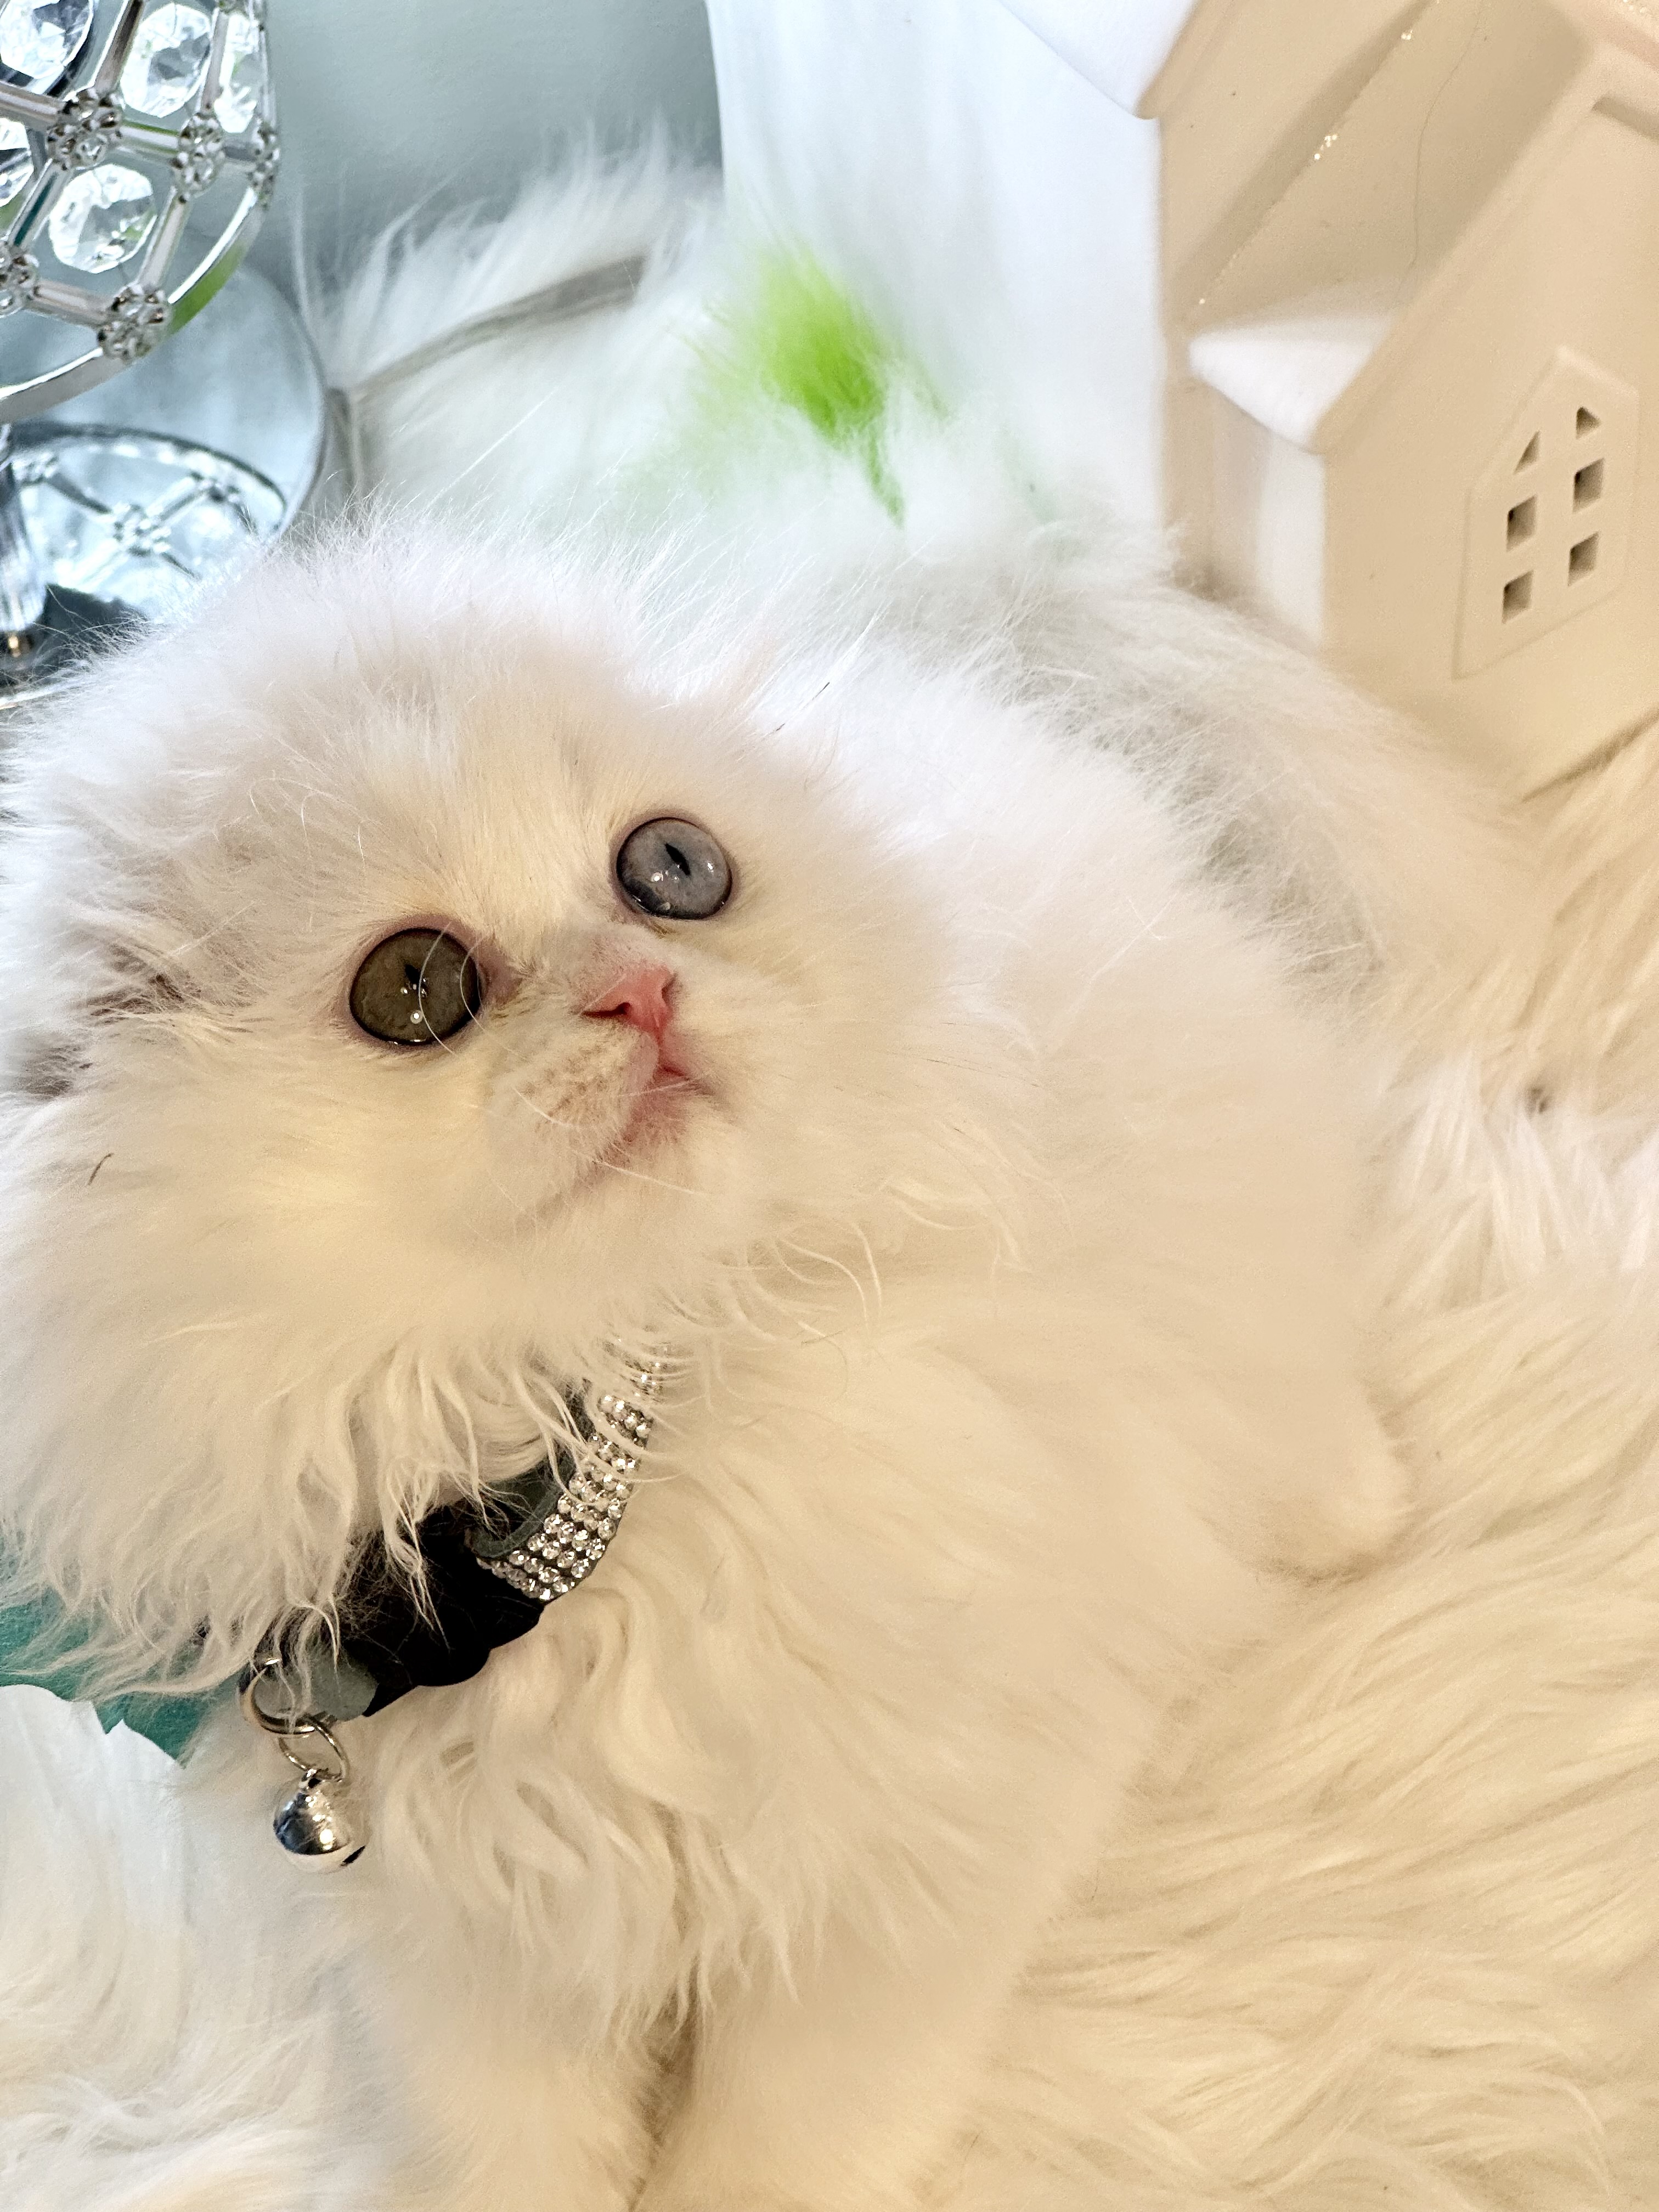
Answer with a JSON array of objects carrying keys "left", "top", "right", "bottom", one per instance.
[
  {"left": 1574, "top": 459, "right": 1604, "bottom": 509},
  {"left": 1506, "top": 497, "right": 1537, "bottom": 547},
  {"left": 1502, "top": 572, "right": 1534, "bottom": 620},
  {"left": 1568, "top": 534, "right": 1600, "bottom": 582}
]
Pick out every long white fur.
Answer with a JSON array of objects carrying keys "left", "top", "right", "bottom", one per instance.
[
  {"left": 0, "top": 1689, "right": 385, "bottom": 2212},
  {"left": 4, "top": 153, "right": 1657, "bottom": 2212},
  {"left": 0, "top": 502, "right": 1409, "bottom": 2202}
]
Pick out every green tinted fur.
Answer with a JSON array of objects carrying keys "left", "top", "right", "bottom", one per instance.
[{"left": 684, "top": 254, "right": 933, "bottom": 515}]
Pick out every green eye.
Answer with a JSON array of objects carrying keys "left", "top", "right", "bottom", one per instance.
[{"left": 349, "top": 929, "right": 484, "bottom": 1048}]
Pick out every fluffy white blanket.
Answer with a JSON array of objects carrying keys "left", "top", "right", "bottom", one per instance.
[{"left": 6, "top": 155, "right": 1659, "bottom": 2211}]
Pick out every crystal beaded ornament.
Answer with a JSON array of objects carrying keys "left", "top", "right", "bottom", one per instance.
[
  {"left": 0, "top": 0, "right": 275, "bottom": 405},
  {"left": 0, "top": 0, "right": 280, "bottom": 674}
]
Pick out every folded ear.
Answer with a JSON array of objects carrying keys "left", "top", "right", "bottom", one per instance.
[
  {"left": 0, "top": 944, "right": 188, "bottom": 1103},
  {"left": 5, "top": 1032, "right": 83, "bottom": 1103},
  {"left": 84, "top": 960, "right": 188, "bottom": 1023}
]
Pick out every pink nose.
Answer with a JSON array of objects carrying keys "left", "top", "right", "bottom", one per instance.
[{"left": 582, "top": 963, "right": 676, "bottom": 1043}]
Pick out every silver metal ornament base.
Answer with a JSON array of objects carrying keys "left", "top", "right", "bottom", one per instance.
[
  {"left": 0, "top": 574, "right": 135, "bottom": 678},
  {"left": 0, "top": 261, "right": 326, "bottom": 693},
  {"left": 12, "top": 422, "right": 285, "bottom": 614}
]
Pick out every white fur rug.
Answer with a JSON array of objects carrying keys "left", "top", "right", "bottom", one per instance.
[{"left": 8, "top": 156, "right": 1659, "bottom": 2210}]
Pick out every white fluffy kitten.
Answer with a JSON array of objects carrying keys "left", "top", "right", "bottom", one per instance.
[{"left": 0, "top": 526, "right": 1406, "bottom": 2211}]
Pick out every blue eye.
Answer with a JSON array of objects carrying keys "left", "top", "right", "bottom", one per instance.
[{"left": 615, "top": 818, "right": 732, "bottom": 920}]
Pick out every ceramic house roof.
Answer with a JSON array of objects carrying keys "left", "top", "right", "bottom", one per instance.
[
  {"left": 996, "top": 0, "right": 1234, "bottom": 115},
  {"left": 1187, "top": 0, "right": 1659, "bottom": 452}
]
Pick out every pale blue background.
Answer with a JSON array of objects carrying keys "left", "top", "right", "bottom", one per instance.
[{"left": 252, "top": 0, "right": 721, "bottom": 287}]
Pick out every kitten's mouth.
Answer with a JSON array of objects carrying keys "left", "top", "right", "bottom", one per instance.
[
  {"left": 615, "top": 1069, "right": 701, "bottom": 1144},
  {"left": 600, "top": 1043, "right": 712, "bottom": 1166}
]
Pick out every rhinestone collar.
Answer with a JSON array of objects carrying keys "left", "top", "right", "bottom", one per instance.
[
  {"left": 245, "top": 1349, "right": 667, "bottom": 1730},
  {"left": 469, "top": 1353, "right": 663, "bottom": 1603}
]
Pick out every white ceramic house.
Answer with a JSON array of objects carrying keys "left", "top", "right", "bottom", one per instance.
[{"left": 705, "top": 0, "right": 1659, "bottom": 792}]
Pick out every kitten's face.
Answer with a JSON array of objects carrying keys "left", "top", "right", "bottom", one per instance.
[
  {"left": 0, "top": 541, "right": 970, "bottom": 1655},
  {"left": 10, "top": 562, "right": 945, "bottom": 1330}
]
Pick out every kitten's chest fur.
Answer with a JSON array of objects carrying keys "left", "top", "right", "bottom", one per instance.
[{"left": 351, "top": 1308, "right": 1273, "bottom": 2031}]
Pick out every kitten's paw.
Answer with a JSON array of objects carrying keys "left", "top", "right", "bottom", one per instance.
[{"left": 1275, "top": 1396, "right": 1409, "bottom": 1580}]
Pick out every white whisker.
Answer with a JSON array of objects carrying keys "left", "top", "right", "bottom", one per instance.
[{"left": 504, "top": 1082, "right": 709, "bottom": 1199}]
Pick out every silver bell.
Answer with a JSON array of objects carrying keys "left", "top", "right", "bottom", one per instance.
[
  {"left": 273, "top": 1769, "right": 365, "bottom": 1870},
  {"left": 241, "top": 1664, "right": 368, "bottom": 1871}
]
